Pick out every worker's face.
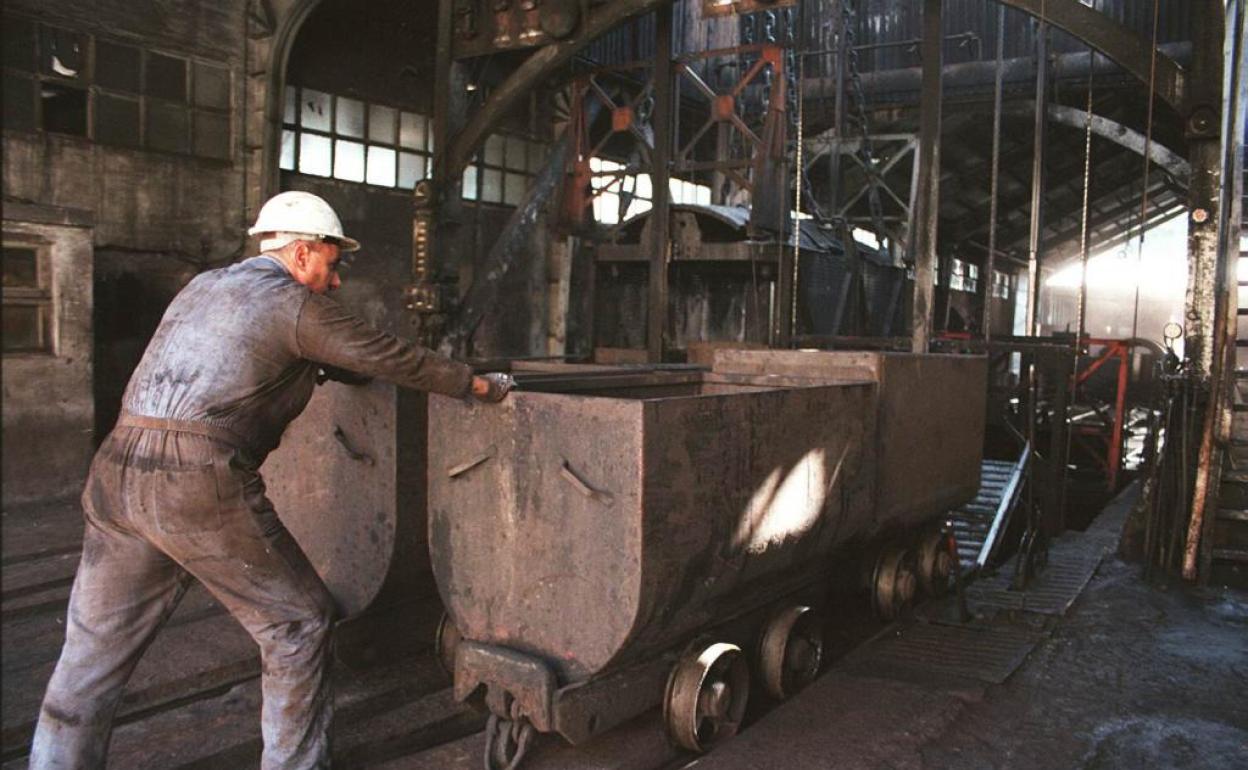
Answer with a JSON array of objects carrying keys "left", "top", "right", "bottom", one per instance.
[{"left": 294, "top": 240, "right": 343, "bottom": 295}]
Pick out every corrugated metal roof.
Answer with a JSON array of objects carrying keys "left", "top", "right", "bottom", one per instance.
[{"left": 581, "top": 1, "right": 1194, "bottom": 73}]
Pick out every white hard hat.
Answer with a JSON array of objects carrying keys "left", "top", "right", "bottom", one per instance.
[{"left": 248, "top": 191, "right": 361, "bottom": 252}]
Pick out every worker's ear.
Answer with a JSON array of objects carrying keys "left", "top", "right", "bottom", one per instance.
[{"left": 292, "top": 240, "right": 311, "bottom": 271}]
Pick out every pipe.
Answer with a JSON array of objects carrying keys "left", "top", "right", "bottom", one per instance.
[{"left": 803, "top": 43, "right": 1191, "bottom": 108}]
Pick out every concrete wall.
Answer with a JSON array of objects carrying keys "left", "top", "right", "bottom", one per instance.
[
  {"left": 2, "top": 207, "right": 95, "bottom": 505},
  {"left": 2, "top": 3, "right": 249, "bottom": 479}
]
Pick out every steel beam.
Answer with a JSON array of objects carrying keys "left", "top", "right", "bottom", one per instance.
[
  {"left": 647, "top": 9, "right": 673, "bottom": 362},
  {"left": 803, "top": 43, "right": 1191, "bottom": 110},
  {"left": 995, "top": 0, "right": 1185, "bottom": 111},
  {"left": 911, "top": 0, "right": 942, "bottom": 352},
  {"left": 1183, "top": 1, "right": 1228, "bottom": 380},
  {"left": 1024, "top": 19, "right": 1049, "bottom": 338},
  {"left": 1044, "top": 104, "right": 1189, "bottom": 183}
]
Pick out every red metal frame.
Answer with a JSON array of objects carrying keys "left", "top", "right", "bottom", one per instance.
[
  {"left": 1072, "top": 338, "right": 1132, "bottom": 490},
  {"left": 559, "top": 44, "right": 788, "bottom": 230}
]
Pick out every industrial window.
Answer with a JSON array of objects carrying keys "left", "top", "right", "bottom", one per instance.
[
  {"left": 991, "top": 269, "right": 1012, "bottom": 299},
  {"left": 947, "top": 258, "right": 979, "bottom": 293},
  {"left": 280, "top": 86, "right": 434, "bottom": 191},
  {"left": 1, "top": 16, "right": 232, "bottom": 160},
  {"left": 462, "top": 133, "right": 546, "bottom": 206},
  {"left": 2, "top": 245, "right": 53, "bottom": 355}
]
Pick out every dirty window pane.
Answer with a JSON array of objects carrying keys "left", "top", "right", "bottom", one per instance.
[
  {"left": 505, "top": 136, "right": 527, "bottom": 170},
  {"left": 94, "top": 93, "right": 141, "bottom": 148},
  {"left": 398, "top": 152, "right": 423, "bottom": 189},
  {"left": 280, "top": 129, "right": 296, "bottom": 170},
  {"left": 95, "top": 40, "right": 141, "bottom": 93},
  {"left": 333, "top": 139, "right": 365, "bottom": 182},
  {"left": 1, "top": 304, "right": 47, "bottom": 353},
  {"left": 366, "top": 146, "right": 396, "bottom": 187},
  {"left": 504, "top": 173, "right": 526, "bottom": 206},
  {"left": 40, "top": 26, "right": 85, "bottom": 80},
  {"left": 335, "top": 97, "right": 364, "bottom": 138},
  {"left": 300, "top": 88, "right": 331, "bottom": 132},
  {"left": 194, "top": 62, "right": 230, "bottom": 110},
  {"left": 483, "top": 134, "right": 504, "bottom": 167},
  {"left": 2, "top": 73, "right": 35, "bottom": 132},
  {"left": 399, "top": 111, "right": 425, "bottom": 150},
  {"left": 193, "top": 110, "right": 230, "bottom": 160},
  {"left": 2, "top": 17, "right": 35, "bottom": 71},
  {"left": 369, "top": 105, "right": 396, "bottom": 144},
  {"left": 3, "top": 248, "right": 39, "bottom": 288},
  {"left": 481, "top": 168, "right": 502, "bottom": 202},
  {"left": 462, "top": 165, "right": 478, "bottom": 200},
  {"left": 146, "top": 52, "right": 187, "bottom": 103},
  {"left": 146, "top": 100, "right": 189, "bottom": 153},
  {"left": 283, "top": 87, "right": 297, "bottom": 125},
  {"left": 299, "top": 133, "right": 331, "bottom": 176},
  {"left": 41, "top": 83, "right": 87, "bottom": 137}
]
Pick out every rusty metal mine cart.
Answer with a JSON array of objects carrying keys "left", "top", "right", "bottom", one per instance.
[{"left": 428, "top": 352, "right": 986, "bottom": 761}]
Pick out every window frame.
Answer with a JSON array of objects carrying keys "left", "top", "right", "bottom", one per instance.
[
  {"left": 1, "top": 16, "right": 234, "bottom": 161},
  {"left": 281, "top": 85, "right": 435, "bottom": 192},
  {"left": 2, "top": 241, "right": 55, "bottom": 357}
]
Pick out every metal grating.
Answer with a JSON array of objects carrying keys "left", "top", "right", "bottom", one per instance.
[
  {"left": 964, "top": 539, "right": 1109, "bottom": 615},
  {"left": 842, "top": 620, "right": 1041, "bottom": 685}
]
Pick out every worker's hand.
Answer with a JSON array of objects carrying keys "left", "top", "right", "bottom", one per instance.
[{"left": 471, "top": 373, "right": 515, "bottom": 403}]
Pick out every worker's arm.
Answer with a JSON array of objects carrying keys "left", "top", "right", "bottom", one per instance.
[{"left": 295, "top": 293, "right": 476, "bottom": 398}]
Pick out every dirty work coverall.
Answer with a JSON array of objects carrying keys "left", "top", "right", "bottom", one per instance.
[{"left": 30, "top": 255, "right": 472, "bottom": 769}]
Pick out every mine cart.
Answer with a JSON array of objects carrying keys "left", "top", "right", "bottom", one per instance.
[{"left": 428, "top": 358, "right": 984, "bottom": 763}]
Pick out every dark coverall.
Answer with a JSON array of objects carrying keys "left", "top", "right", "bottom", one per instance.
[{"left": 30, "top": 255, "right": 473, "bottom": 769}]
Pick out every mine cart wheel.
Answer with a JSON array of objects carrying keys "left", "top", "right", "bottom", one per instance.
[
  {"left": 757, "top": 605, "right": 823, "bottom": 700},
  {"left": 435, "top": 613, "right": 463, "bottom": 677},
  {"left": 871, "top": 545, "right": 918, "bottom": 621},
  {"left": 664, "top": 642, "right": 750, "bottom": 753},
  {"left": 915, "top": 529, "right": 953, "bottom": 597}
]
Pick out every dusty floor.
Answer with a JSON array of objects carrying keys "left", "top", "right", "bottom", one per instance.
[
  {"left": 2, "top": 491, "right": 1246, "bottom": 769},
  {"left": 684, "top": 491, "right": 1248, "bottom": 770}
]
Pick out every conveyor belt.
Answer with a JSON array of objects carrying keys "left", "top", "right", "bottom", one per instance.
[{"left": 949, "top": 446, "right": 1029, "bottom": 572}]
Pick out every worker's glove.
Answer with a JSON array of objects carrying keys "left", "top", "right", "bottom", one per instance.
[{"left": 473, "top": 372, "right": 515, "bottom": 403}]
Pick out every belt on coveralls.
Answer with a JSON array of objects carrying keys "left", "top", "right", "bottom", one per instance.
[{"left": 115, "top": 411, "right": 251, "bottom": 451}]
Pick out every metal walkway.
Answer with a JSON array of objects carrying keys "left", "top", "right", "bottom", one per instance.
[{"left": 949, "top": 447, "right": 1030, "bottom": 572}]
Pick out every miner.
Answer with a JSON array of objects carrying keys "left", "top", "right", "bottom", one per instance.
[{"left": 30, "top": 191, "right": 512, "bottom": 769}]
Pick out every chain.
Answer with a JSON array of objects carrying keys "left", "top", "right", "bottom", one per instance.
[{"left": 841, "top": 1, "right": 888, "bottom": 249}]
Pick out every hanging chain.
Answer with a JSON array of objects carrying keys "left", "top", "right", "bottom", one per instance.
[{"left": 841, "top": 1, "right": 888, "bottom": 249}]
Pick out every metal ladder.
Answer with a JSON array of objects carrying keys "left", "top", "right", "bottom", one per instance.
[
  {"left": 949, "top": 446, "right": 1031, "bottom": 573},
  {"left": 1215, "top": 229, "right": 1248, "bottom": 571}
]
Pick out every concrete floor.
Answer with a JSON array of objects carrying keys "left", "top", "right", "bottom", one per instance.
[{"left": 2, "top": 489, "right": 1246, "bottom": 769}]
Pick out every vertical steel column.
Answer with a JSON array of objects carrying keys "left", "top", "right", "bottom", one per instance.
[
  {"left": 1184, "top": 0, "right": 1236, "bottom": 581},
  {"left": 911, "top": 0, "right": 943, "bottom": 353},
  {"left": 1025, "top": 17, "right": 1049, "bottom": 338},
  {"left": 647, "top": 8, "right": 674, "bottom": 362},
  {"left": 982, "top": 4, "right": 1006, "bottom": 340},
  {"left": 1183, "top": 3, "right": 1228, "bottom": 381},
  {"left": 828, "top": 1, "right": 847, "bottom": 218},
  {"left": 415, "top": 0, "right": 471, "bottom": 346}
]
